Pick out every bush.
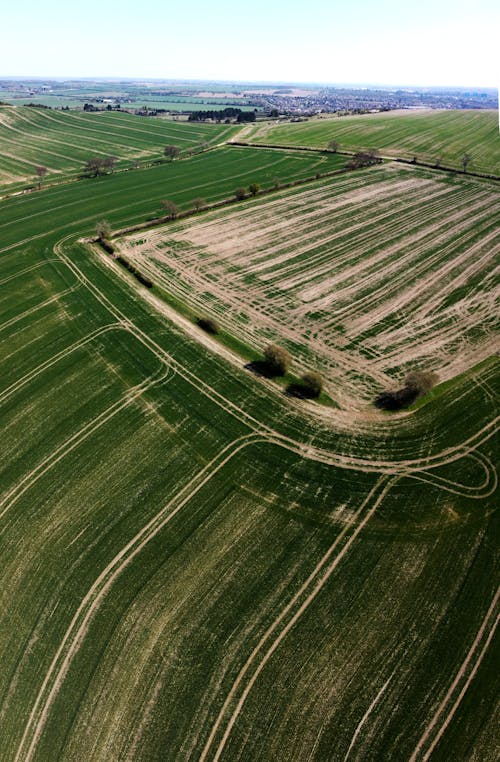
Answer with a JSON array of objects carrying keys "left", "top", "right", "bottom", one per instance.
[
  {"left": 100, "top": 239, "right": 115, "bottom": 255},
  {"left": 299, "top": 371, "right": 323, "bottom": 398},
  {"left": 197, "top": 316, "right": 220, "bottom": 334},
  {"left": 116, "top": 256, "right": 153, "bottom": 288},
  {"left": 263, "top": 344, "right": 291, "bottom": 376}
]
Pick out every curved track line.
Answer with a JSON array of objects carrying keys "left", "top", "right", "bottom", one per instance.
[
  {"left": 406, "top": 451, "right": 498, "bottom": 498},
  {"left": 0, "top": 259, "right": 63, "bottom": 286},
  {"left": 0, "top": 283, "right": 81, "bottom": 334},
  {"left": 200, "top": 476, "right": 395, "bottom": 762},
  {"left": 65, "top": 237, "right": 500, "bottom": 478},
  {"left": 0, "top": 323, "right": 122, "bottom": 404},
  {"left": 13, "top": 433, "right": 267, "bottom": 762},
  {"left": 0, "top": 365, "right": 171, "bottom": 523},
  {"left": 343, "top": 671, "right": 395, "bottom": 761},
  {"left": 410, "top": 584, "right": 500, "bottom": 761}
]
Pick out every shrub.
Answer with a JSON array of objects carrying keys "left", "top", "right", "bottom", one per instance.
[
  {"left": 263, "top": 344, "right": 291, "bottom": 376},
  {"left": 116, "top": 256, "right": 153, "bottom": 288},
  {"left": 100, "top": 239, "right": 115, "bottom": 255},
  {"left": 197, "top": 316, "right": 220, "bottom": 334},
  {"left": 234, "top": 187, "right": 247, "bottom": 201}
]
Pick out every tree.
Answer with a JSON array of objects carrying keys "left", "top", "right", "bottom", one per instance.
[
  {"left": 234, "top": 187, "right": 247, "bottom": 201},
  {"left": 374, "top": 369, "right": 438, "bottom": 411},
  {"left": 95, "top": 219, "right": 112, "bottom": 241},
  {"left": 198, "top": 141, "right": 209, "bottom": 153},
  {"left": 462, "top": 153, "right": 472, "bottom": 173},
  {"left": 102, "top": 155, "right": 117, "bottom": 173},
  {"left": 161, "top": 199, "right": 179, "bottom": 219},
  {"left": 83, "top": 156, "right": 116, "bottom": 177},
  {"left": 327, "top": 140, "right": 339, "bottom": 153},
  {"left": 347, "top": 150, "right": 381, "bottom": 169},
  {"left": 435, "top": 156, "right": 443, "bottom": 168},
  {"left": 299, "top": 371, "right": 324, "bottom": 398},
  {"left": 164, "top": 145, "right": 180, "bottom": 161},
  {"left": 34, "top": 165, "right": 48, "bottom": 189},
  {"left": 192, "top": 197, "right": 206, "bottom": 211},
  {"left": 263, "top": 344, "right": 291, "bottom": 376},
  {"left": 404, "top": 370, "right": 439, "bottom": 396},
  {"left": 248, "top": 182, "right": 260, "bottom": 197}
]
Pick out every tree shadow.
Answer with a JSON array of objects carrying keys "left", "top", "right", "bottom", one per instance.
[
  {"left": 374, "top": 387, "right": 419, "bottom": 411},
  {"left": 245, "top": 360, "right": 278, "bottom": 379},
  {"left": 285, "top": 383, "right": 317, "bottom": 399}
]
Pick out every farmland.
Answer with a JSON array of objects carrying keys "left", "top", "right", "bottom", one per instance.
[
  {"left": 0, "top": 112, "right": 498, "bottom": 762},
  {"left": 0, "top": 106, "right": 240, "bottom": 190},
  {"left": 246, "top": 109, "right": 500, "bottom": 175},
  {"left": 118, "top": 164, "right": 500, "bottom": 408}
]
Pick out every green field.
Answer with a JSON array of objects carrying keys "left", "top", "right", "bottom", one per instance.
[
  {"left": 0, "top": 106, "right": 241, "bottom": 190},
  {"left": 0, "top": 116, "right": 498, "bottom": 761},
  {"left": 246, "top": 109, "right": 500, "bottom": 175}
]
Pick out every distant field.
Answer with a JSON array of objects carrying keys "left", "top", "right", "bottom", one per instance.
[
  {"left": 0, "top": 124, "right": 498, "bottom": 761},
  {"left": 0, "top": 106, "right": 240, "bottom": 189},
  {"left": 246, "top": 109, "right": 500, "bottom": 175},
  {"left": 118, "top": 163, "right": 500, "bottom": 407},
  {"left": 0, "top": 96, "right": 257, "bottom": 112}
]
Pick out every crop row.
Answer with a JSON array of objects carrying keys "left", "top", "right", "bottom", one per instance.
[
  {"left": 246, "top": 109, "right": 500, "bottom": 175},
  {"left": 0, "top": 145, "right": 498, "bottom": 761}
]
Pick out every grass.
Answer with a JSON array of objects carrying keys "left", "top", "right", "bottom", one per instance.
[
  {"left": 0, "top": 130, "right": 498, "bottom": 761},
  {"left": 246, "top": 109, "right": 500, "bottom": 175}
]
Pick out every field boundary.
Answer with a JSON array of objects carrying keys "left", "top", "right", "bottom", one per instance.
[{"left": 230, "top": 141, "right": 500, "bottom": 181}]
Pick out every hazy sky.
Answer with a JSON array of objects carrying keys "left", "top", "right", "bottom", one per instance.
[{"left": 1, "top": 0, "right": 498, "bottom": 87}]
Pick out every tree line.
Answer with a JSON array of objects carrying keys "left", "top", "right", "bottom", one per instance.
[{"left": 188, "top": 108, "right": 256, "bottom": 122}]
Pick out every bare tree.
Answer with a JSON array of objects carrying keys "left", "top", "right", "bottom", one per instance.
[
  {"left": 164, "top": 145, "right": 180, "bottom": 161},
  {"left": 34, "top": 165, "right": 48, "bottom": 189},
  {"left": 102, "top": 155, "right": 117, "bottom": 173},
  {"left": 83, "top": 156, "right": 116, "bottom": 177},
  {"left": 161, "top": 199, "right": 179, "bottom": 219},
  {"left": 95, "top": 219, "right": 112, "bottom": 241},
  {"left": 234, "top": 187, "right": 246, "bottom": 201},
  {"left": 462, "top": 153, "right": 472, "bottom": 173},
  {"left": 192, "top": 197, "right": 206, "bottom": 211},
  {"left": 327, "top": 140, "right": 339, "bottom": 153}
]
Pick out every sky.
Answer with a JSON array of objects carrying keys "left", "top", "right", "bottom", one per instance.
[{"left": 1, "top": 0, "right": 498, "bottom": 87}]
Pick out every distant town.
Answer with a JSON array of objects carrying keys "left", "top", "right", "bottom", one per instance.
[{"left": 0, "top": 78, "right": 497, "bottom": 118}]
